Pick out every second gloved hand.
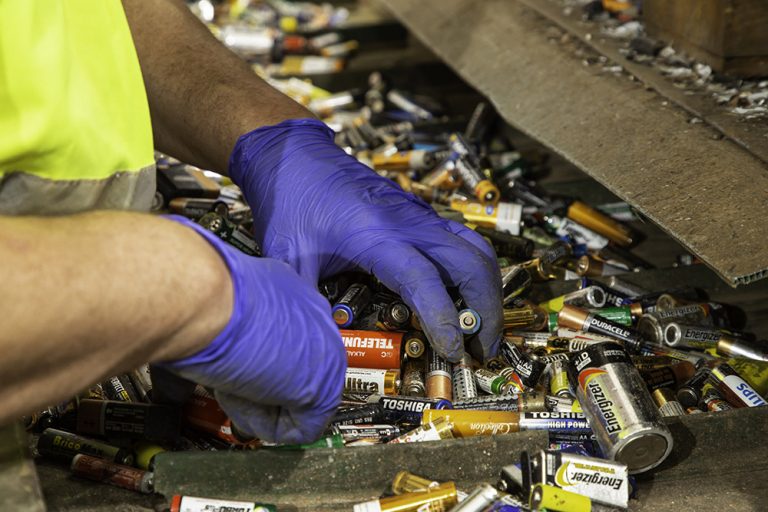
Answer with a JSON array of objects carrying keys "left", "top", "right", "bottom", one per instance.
[
  {"left": 159, "top": 216, "right": 346, "bottom": 444},
  {"left": 229, "top": 119, "right": 503, "bottom": 362}
]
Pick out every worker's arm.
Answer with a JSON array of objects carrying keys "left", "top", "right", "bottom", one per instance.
[
  {"left": 123, "top": 0, "right": 504, "bottom": 362},
  {"left": 0, "top": 212, "right": 230, "bottom": 424},
  {"left": 122, "top": 0, "right": 310, "bottom": 174},
  {"left": 0, "top": 213, "right": 345, "bottom": 443}
]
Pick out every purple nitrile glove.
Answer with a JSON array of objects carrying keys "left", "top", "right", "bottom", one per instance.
[
  {"left": 160, "top": 215, "right": 346, "bottom": 444},
  {"left": 229, "top": 118, "right": 503, "bottom": 362}
]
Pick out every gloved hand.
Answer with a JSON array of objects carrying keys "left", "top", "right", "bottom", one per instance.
[
  {"left": 229, "top": 119, "right": 503, "bottom": 362},
  {"left": 159, "top": 215, "right": 346, "bottom": 444}
]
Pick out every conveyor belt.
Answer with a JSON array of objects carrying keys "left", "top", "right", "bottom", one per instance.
[{"left": 377, "top": 0, "right": 768, "bottom": 287}]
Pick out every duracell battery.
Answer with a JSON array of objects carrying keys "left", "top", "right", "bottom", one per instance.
[
  {"left": 558, "top": 305, "right": 642, "bottom": 352},
  {"left": 639, "top": 361, "right": 696, "bottom": 391},
  {"left": 340, "top": 329, "right": 403, "bottom": 370},
  {"left": 76, "top": 399, "right": 180, "bottom": 443}
]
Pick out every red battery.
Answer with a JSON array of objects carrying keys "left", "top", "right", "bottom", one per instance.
[
  {"left": 340, "top": 329, "right": 403, "bottom": 370},
  {"left": 70, "top": 454, "right": 153, "bottom": 494},
  {"left": 183, "top": 387, "right": 260, "bottom": 447}
]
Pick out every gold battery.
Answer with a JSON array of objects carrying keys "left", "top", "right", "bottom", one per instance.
[
  {"left": 503, "top": 306, "right": 547, "bottom": 330},
  {"left": 404, "top": 332, "right": 427, "bottom": 359},
  {"left": 474, "top": 179, "right": 501, "bottom": 206},
  {"left": 422, "top": 409, "right": 520, "bottom": 437},
  {"left": 566, "top": 200, "right": 633, "bottom": 247},
  {"left": 389, "top": 417, "right": 454, "bottom": 444},
  {"left": 391, "top": 471, "right": 440, "bottom": 495},
  {"left": 426, "top": 349, "right": 452, "bottom": 402},
  {"left": 354, "top": 482, "right": 458, "bottom": 512},
  {"left": 422, "top": 165, "right": 462, "bottom": 190},
  {"left": 530, "top": 483, "right": 592, "bottom": 512}
]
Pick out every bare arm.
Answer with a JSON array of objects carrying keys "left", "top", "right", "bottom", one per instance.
[
  {"left": 122, "top": 0, "right": 313, "bottom": 174},
  {"left": 0, "top": 213, "right": 232, "bottom": 424}
]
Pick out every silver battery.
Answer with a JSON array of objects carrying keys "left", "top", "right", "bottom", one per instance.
[
  {"left": 663, "top": 322, "right": 723, "bottom": 349},
  {"left": 452, "top": 353, "right": 478, "bottom": 402},
  {"left": 568, "top": 342, "right": 673, "bottom": 474},
  {"left": 447, "top": 483, "right": 499, "bottom": 512}
]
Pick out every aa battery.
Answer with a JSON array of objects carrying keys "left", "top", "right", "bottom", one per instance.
[
  {"left": 333, "top": 283, "right": 373, "bottom": 328},
  {"left": 422, "top": 409, "right": 519, "bottom": 437},
  {"left": 76, "top": 399, "right": 181, "bottom": 442},
  {"left": 499, "top": 339, "right": 547, "bottom": 389},
  {"left": 37, "top": 428, "right": 134, "bottom": 465},
  {"left": 345, "top": 368, "right": 400, "bottom": 396},
  {"left": 341, "top": 329, "right": 403, "bottom": 370},
  {"left": 386, "top": 89, "right": 434, "bottom": 120},
  {"left": 545, "top": 395, "right": 582, "bottom": 414},
  {"left": 334, "top": 424, "right": 400, "bottom": 443},
  {"left": 170, "top": 495, "right": 276, "bottom": 512},
  {"left": 676, "top": 364, "right": 712, "bottom": 408},
  {"left": 475, "top": 368, "right": 513, "bottom": 395},
  {"left": 700, "top": 387, "right": 733, "bottom": 412},
  {"left": 716, "top": 337, "right": 768, "bottom": 362},
  {"left": 566, "top": 200, "right": 634, "bottom": 247},
  {"left": 540, "top": 286, "right": 607, "bottom": 314},
  {"left": 450, "top": 484, "right": 499, "bottom": 512},
  {"left": 371, "top": 150, "right": 437, "bottom": 172},
  {"left": 197, "top": 211, "right": 259, "bottom": 256},
  {"left": 710, "top": 363, "right": 767, "bottom": 408},
  {"left": 353, "top": 481, "right": 458, "bottom": 512},
  {"left": 549, "top": 360, "right": 572, "bottom": 398},
  {"left": 455, "top": 393, "right": 546, "bottom": 412},
  {"left": 168, "top": 197, "right": 227, "bottom": 220},
  {"left": 403, "top": 331, "right": 427, "bottom": 359},
  {"left": 503, "top": 306, "right": 548, "bottom": 331},
  {"left": 426, "top": 348, "right": 453, "bottom": 401},
  {"left": 652, "top": 388, "right": 686, "bottom": 417},
  {"left": 389, "top": 417, "right": 454, "bottom": 444},
  {"left": 448, "top": 133, "right": 500, "bottom": 205},
  {"left": 392, "top": 470, "right": 439, "bottom": 494},
  {"left": 133, "top": 441, "right": 165, "bottom": 471},
  {"left": 70, "top": 454, "right": 153, "bottom": 494},
  {"left": 330, "top": 404, "right": 384, "bottom": 426},
  {"left": 525, "top": 450, "right": 629, "bottom": 509},
  {"left": 183, "top": 387, "right": 258, "bottom": 446},
  {"left": 519, "top": 412, "right": 594, "bottom": 443},
  {"left": 402, "top": 358, "right": 426, "bottom": 397},
  {"left": 366, "top": 394, "right": 451, "bottom": 423},
  {"left": 639, "top": 361, "right": 696, "bottom": 391},
  {"left": 529, "top": 483, "right": 592, "bottom": 512},
  {"left": 498, "top": 367, "right": 528, "bottom": 394},
  {"left": 453, "top": 352, "right": 479, "bottom": 401},
  {"left": 129, "top": 365, "right": 153, "bottom": 403},
  {"left": 559, "top": 305, "right": 642, "bottom": 352},
  {"left": 567, "top": 342, "right": 673, "bottom": 473},
  {"left": 102, "top": 375, "right": 139, "bottom": 403},
  {"left": 459, "top": 308, "right": 482, "bottom": 335},
  {"left": 502, "top": 265, "right": 533, "bottom": 305},
  {"left": 549, "top": 307, "right": 632, "bottom": 333},
  {"left": 663, "top": 323, "right": 725, "bottom": 349}
]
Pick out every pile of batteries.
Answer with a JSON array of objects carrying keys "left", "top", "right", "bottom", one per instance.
[
  {"left": 189, "top": 0, "right": 359, "bottom": 76},
  {"left": 27, "top": 77, "right": 768, "bottom": 512}
]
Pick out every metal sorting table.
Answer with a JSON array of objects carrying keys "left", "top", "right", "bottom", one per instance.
[{"left": 377, "top": 0, "right": 768, "bottom": 287}]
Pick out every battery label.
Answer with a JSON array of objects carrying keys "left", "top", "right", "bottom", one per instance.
[
  {"left": 427, "top": 351, "right": 452, "bottom": 379},
  {"left": 545, "top": 452, "right": 629, "bottom": 508},
  {"left": 341, "top": 330, "right": 403, "bottom": 370},
  {"left": 723, "top": 375, "right": 767, "bottom": 407},
  {"left": 173, "top": 496, "right": 274, "bottom": 512},
  {"left": 345, "top": 368, "right": 387, "bottom": 395}
]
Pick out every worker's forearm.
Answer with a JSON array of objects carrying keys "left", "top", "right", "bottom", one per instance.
[
  {"left": 0, "top": 212, "right": 232, "bottom": 425},
  {"left": 122, "top": 0, "right": 312, "bottom": 174}
]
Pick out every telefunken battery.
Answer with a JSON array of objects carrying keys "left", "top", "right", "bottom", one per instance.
[
  {"left": 341, "top": 329, "right": 403, "bottom": 370},
  {"left": 333, "top": 283, "right": 372, "bottom": 328},
  {"left": 499, "top": 339, "right": 547, "bottom": 389},
  {"left": 453, "top": 352, "right": 479, "bottom": 401},
  {"left": 70, "top": 454, "right": 153, "bottom": 494},
  {"left": 170, "top": 495, "right": 276, "bottom": 512},
  {"left": 567, "top": 343, "right": 673, "bottom": 473},
  {"left": 366, "top": 394, "right": 451, "bottom": 423},
  {"left": 710, "top": 363, "right": 767, "bottom": 408},
  {"left": 37, "top": 428, "right": 134, "bottom": 465},
  {"left": 524, "top": 450, "right": 629, "bottom": 508},
  {"left": 345, "top": 368, "right": 400, "bottom": 396}
]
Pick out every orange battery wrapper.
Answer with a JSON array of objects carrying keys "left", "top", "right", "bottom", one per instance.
[{"left": 341, "top": 329, "right": 403, "bottom": 370}]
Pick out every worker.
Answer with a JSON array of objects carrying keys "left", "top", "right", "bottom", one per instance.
[{"left": 0, "top": 1, "right": 502, "bottom": 443}]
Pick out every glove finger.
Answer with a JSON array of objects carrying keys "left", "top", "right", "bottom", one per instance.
[
  {"left": 215, "top": 390, "right": 332, "bottom": 445},
  {"left": 443, "top": 220, "right": 499, "bottom": 264},
  {"left": 417, "top": 232, "right": 504, "bottom": 361},
  {"left": 359, "top": 243, "right": 464, "bottom": 362}
]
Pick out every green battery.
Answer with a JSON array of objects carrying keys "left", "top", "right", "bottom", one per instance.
[
  {"left": 267, "top": 433, "right": 344, "bottom": 450},
  {"left": 548, "top": 307, "right": 633, "bottom": 332},
  {"left": 530, "top": 483, "right": 592, "bottom": 512}
]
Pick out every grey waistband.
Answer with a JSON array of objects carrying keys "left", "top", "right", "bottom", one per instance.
[{"left": 0, "top": 165, "right": 156, "bottom": 215}]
